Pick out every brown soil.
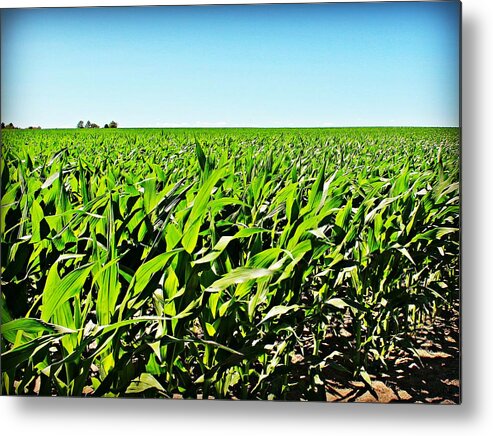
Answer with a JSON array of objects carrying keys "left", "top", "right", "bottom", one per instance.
[
  {"left": 321, "top": 308, "right": 461, "bottom": 404},
  {"left": 183, "top": 306, "right": 461, "bottom": 403}
]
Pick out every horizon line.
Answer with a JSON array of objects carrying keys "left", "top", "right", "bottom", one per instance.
[{"left": 1, "top": 125, "right": 461, "bottom": 129}]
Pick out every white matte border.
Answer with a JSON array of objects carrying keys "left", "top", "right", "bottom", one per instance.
[{"left": 1, "top": 1, "right": 492, "bottom": 436}]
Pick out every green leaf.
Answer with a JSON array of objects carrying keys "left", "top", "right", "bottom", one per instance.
[
  {"left": 335, "top": 198, "right": 353, "bottom": 231},
  {"left": 247, "top": 248, "right": 284, "bottom": 269},
  {"left": 193, "top": 227, "right": 267, "bottom": 265},
  {"left": 360, "top": 368, "right": 372, "bottom": 387},
  {"left": 258, "top": 304, "right": 300, "bottom": 325},
  {"left": 195, "top": 142, "right": 207, "bottom": 173},
  {"left": 41, "top": 263, "right": 94, "bottom": 322},
  {"left": 205, "top": 267, "right": 276, "bottom": 293},
  {"left": 129, "top": 249, "right": 183, "bottom": 297},
  {"left": 307, "top": 161, "right": 325, "bottom": 209},
  {"left": 1, "top": 318, "right": 76, "bottom": 343},
  {"left": 205, "top": 322, "right": 216, "bottom": 336},
  {"left": 41, "top": 171, "right": 60, "bottom": 189},
  {"left": 0, "top": 184, "right": 19, "bottom": 234},
  {"left": 398, "top": 247, "right": 415, "bottom": 265},
  {"left": 182, "top": 167, "right": 226, "bottom": 253},
  {"left": 30, "top": 199, "right": 44, "bottom": 243},
  {"left": 326, "top": 298, "right": 348, "bottom": 309},
  {"left": 410, "top": 227, "right": 458, "bottom": 243},
  {"left": 126, "top": 373, "right": 166, "bottom": 395},
  {"left": 1, "top": 336, "right": 57, "bottom": 372}
]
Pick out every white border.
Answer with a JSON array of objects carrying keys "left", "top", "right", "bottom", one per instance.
[{"left": 2, "top": 1, "right": 493, "bottom": 436}]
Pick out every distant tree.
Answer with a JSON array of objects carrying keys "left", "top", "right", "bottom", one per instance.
[
  {"left": 104, "top": 123, "right": 109, "bottom": 128},
  {"left": 90, "top": 123, "right": 100, "bottom": 129},
  {"left": 77, "top": 120, "right": 84, "bottom": 129},
  {"left": 85, "top": 120, "right": 91, "bottom": 129},
  {"left": 6, "top": 122, "right": 15, "bottom": 129},
  {"left": 109, "top": 120, "right": 118, "bottom": 129},
  {"left": 1, "top": 122, "right": 4, "bottom": 129}
]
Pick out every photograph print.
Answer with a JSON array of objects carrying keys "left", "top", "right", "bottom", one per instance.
[{"left": 0, "top": 1, "right": 461, "bottom": 402}]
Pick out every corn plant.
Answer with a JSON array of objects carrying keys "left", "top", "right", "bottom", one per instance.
[{"left": 1, "top": 127, "right": 459, "bottom": 399}]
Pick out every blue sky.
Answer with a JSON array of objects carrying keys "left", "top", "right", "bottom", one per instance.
[{"left": 1, "top": 2, "right": 460, "bottom": 128}]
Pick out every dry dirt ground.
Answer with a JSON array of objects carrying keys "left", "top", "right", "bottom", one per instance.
[
  {"left": 191, "top": 306, "right": 460, "bottom": 403},
  {"left": 321, "top": 308, "right": 460, "bottom": 404},
  {"left": 81, "top": 306, "right": 460, "bottom": 402},
  {"left": 172, "top": 306, "right": 460, "bottom": 403}
]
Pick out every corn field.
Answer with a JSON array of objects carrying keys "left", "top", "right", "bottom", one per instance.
[{"left": 0, "top": 127, "right": 460, "bottom": 399}]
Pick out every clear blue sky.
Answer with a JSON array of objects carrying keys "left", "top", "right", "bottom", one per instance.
[{"left": 1, "top": 2, "right": 460, "bottom": 128}]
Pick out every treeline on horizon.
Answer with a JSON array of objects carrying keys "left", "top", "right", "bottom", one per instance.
[
  {"left": 1, "top": 123, "right": 459, "bottom": 131},
  {"left": 0, "top": 120, "right": 119, "bottom": 130},
  {"left": 1, "top": 122, "right": 41, "bottom": 130},
  {"left": 77, "top": 120, "right": 118, "bottom": 129}
]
